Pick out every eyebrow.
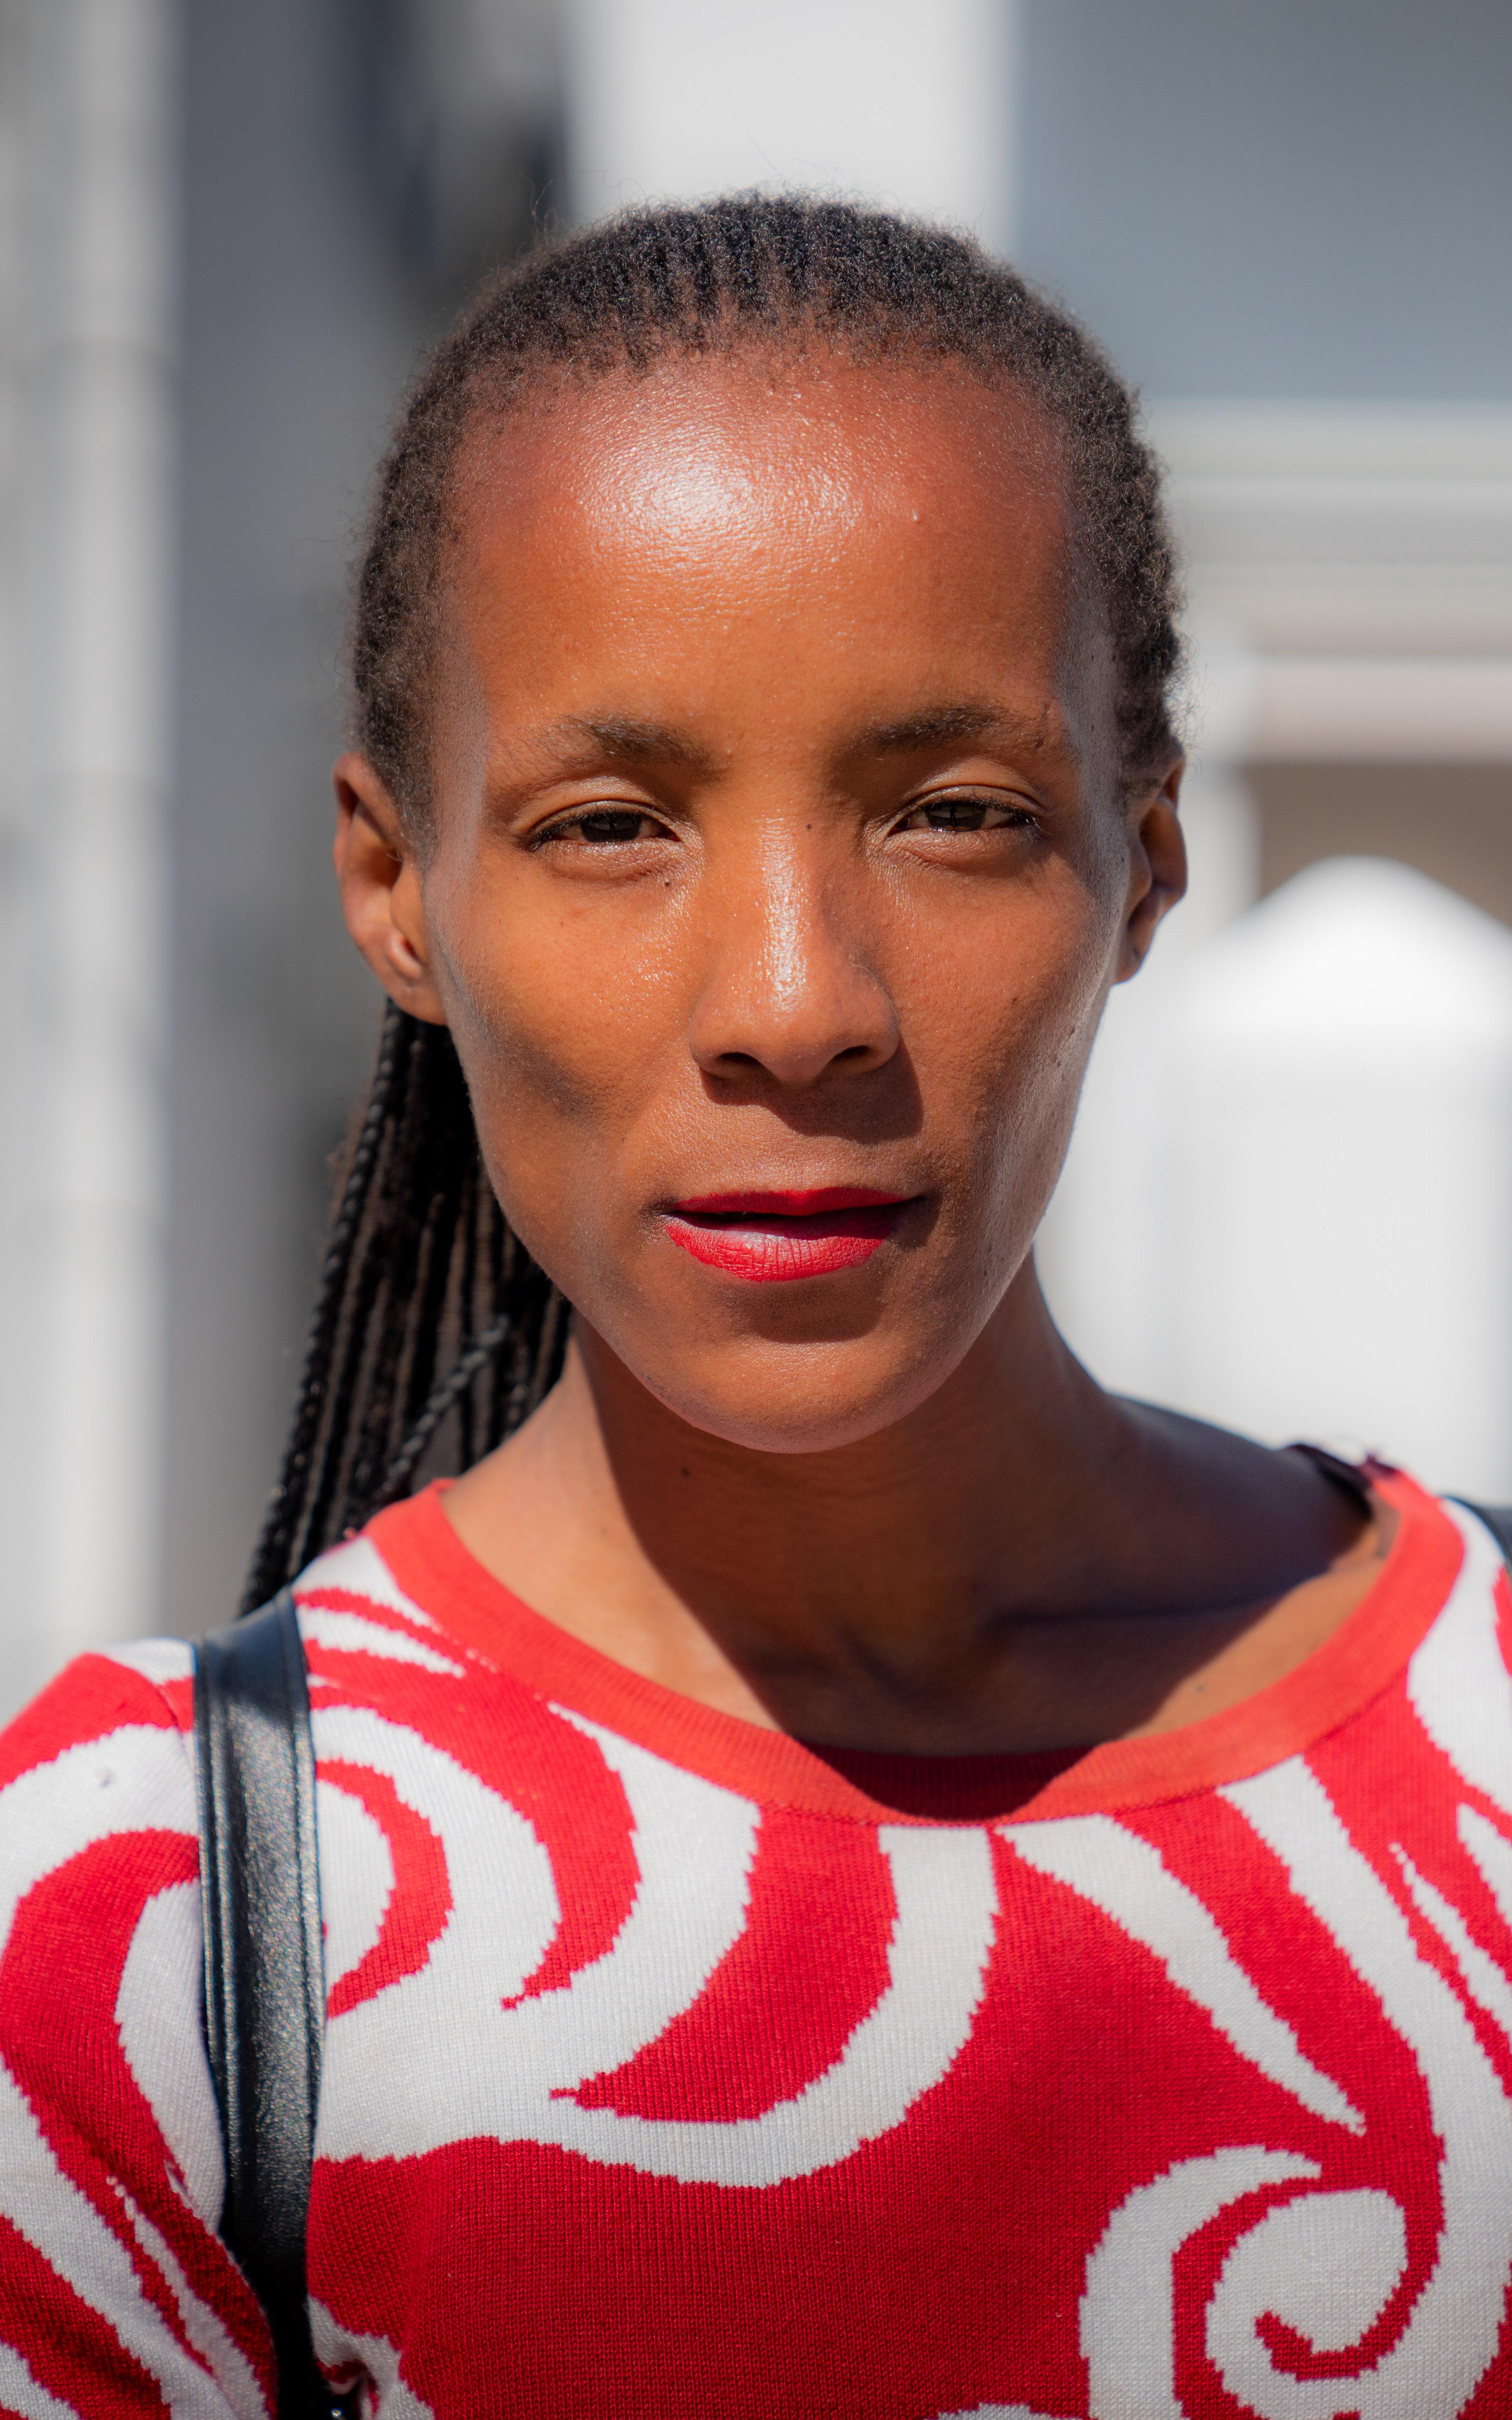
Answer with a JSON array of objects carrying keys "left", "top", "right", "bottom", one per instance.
[
  {"left": 850, "top": 704, "right": 1042, "bottom": 756},
  {"left": 542, "top": 713, "right": 717, "bottom": 772},
  {"left": 535, "top": 700, "right": 1051, "bottom": 772}
]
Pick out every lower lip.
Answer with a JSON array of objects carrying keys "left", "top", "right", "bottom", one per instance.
[{"left": 662, "top": 1202, "right": 907, "bottom": 1283}]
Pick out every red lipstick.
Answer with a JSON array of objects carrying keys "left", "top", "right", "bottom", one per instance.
[{"left": 662, "top": 1188, "right": 911, "bottom": 1283}]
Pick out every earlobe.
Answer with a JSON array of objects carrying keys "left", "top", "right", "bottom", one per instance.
[
  {"left": 332, "top": 752, "right": 449, "bottom": 1024},
  {"left": 1116, "top": 759, "right": 1187, "bottom": 983}
]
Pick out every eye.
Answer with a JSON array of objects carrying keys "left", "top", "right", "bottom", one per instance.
[
  {"left": 896, "top": 793, "right": 1036, "bottom": 834},
  {"left": 532, "top": 805, "right": 671, "bottom": 848},
  {"left": 574, "top": 808, "right": 662, "bottom": 843}
]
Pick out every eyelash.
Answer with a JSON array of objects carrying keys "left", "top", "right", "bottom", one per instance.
[
  {"left": 530, "top": 807, "right": 668, "bottom": 848},
  {"left": 532, "top": 792, "right": 1038, "bottom": 849},
  {"left": 895, "top": 794, "right": 1038, "bottom": 835}
]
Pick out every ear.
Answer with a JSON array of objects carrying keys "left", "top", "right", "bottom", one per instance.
[
  {"left": 332, "top": 753, "right": 449, "bottom": 1025},
  {"left": 1114, "top": 756, "right": 1187, "bottom": 984}
]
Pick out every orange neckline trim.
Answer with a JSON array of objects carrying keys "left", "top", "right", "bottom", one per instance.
[{"left": 359, "top": 1465, "right": 1462, "bottom": 1829}]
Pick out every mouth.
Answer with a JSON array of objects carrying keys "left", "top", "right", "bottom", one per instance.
[{"left": 661, "top": 1188, "right": 916, "bottom": 1283}]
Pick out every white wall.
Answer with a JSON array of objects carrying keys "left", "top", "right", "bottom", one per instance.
[
  {"left": 1179, "top": 861, "right": 1512, "bottom": 1496},
  {"left": 0, "top": 0, "right": 179, "bottom": 1719},
  {"left": 1041, "top": 406, "right": 1512, "bottom": 1489},
  {"left": 1045, "top": 859, "right": 1512, "bottom": 1500},
  {"left": 564, "top": 0, "right": 1018, "bottom": 249}
]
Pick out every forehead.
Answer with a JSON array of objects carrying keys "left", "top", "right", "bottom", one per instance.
[
  {"left": 441, "top": 349, "right": 1093, "bottom": 747},
  {"left": 477, "top": 332, "right": 1055, "bottom": 471}
]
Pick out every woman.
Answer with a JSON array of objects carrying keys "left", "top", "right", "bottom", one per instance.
[{"left": 5, "top": 198, "right": 1511, "bottom": 2420}]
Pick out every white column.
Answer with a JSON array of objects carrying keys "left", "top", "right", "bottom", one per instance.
[
  {"left": 0, "top": 0, "right": 179, "bottom": 1718},
  {"left": 0, "top": 10, "right": 32, "bottom": 1705},
  {"left": 563, "top": 0, "right": 1019, "bottom": 253},
  {"left": 1170, "top": 860, "right": 1512, "bottom": 1498}
]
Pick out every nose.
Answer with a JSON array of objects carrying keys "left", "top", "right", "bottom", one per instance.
[{"left": 687, "top": 836, "right": 901, "bottom": 1088}]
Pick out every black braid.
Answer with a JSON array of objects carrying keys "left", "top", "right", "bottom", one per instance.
[
  {"left": 250, "top": 196, "right": 1184, "bottom": 1606},
  {"left": 381, "top": 1320, "right": 509, "bottom": 1506},
  {"left": 242, "top": 1006, "right": 565, "bottom": 1608}
]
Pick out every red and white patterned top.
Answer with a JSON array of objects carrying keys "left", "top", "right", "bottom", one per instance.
[{"left": 5, "top": 1466, "right": 1512, "bottom": 2417}]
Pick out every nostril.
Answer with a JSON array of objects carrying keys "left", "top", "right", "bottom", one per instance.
[{"left": 688, "top": 962, "right": 902, "bottom": 1086}]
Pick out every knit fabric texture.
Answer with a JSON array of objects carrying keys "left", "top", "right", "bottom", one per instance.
[{"left": 4, "top": 1467, "right": 1512, "bottom": 2416}]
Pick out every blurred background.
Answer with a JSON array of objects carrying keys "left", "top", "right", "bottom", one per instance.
[{"left": 0, "top": 0, "right": 1509, "bottom": 1713}]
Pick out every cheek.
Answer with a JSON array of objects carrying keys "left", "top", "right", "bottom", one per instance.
[
  {"left": 906, "top": 923, "right": 1115, "bottom": 1352},
  {"left": 917, "top": 886, "right": 1117, "bottom": 1195},
  {"left": 431, "top": 884, "right": 717, "bottom": 1320},
  {"left": 431, "top": 897, "right": 652, "bottom": 1208},
  {"left": 434, "top": 853, "right": 656, "bottom": 1105}
]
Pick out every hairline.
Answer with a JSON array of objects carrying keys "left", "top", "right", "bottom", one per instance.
[{"left": 397, "top": 331, "right": 1093, "bottom": 852}]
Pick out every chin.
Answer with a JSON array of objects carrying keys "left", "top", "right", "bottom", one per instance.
[{"left": 630, "top": 1330, "right": 972, "bottom": 1457}]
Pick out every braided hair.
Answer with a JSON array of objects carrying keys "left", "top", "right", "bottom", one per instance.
[
  {"left": 242, "top": 1007, "right": 566, "bottom": 1608},
  {"left": 244, "top": 194, "right": 1183, "bottom": 1607}
]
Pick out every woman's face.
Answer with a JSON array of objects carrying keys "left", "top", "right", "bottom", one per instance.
[{"left": 337, "top": 349, "right": 1184, "bottom": 1452}]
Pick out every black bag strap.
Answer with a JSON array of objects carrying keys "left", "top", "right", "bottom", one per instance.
[
  {"left": 194, "top": 1591, "right": 343, "bottom": 2420},
  {"left": 1296, "top": 1450, "right": 1512, "bottom": 1571},
  {"left": 1455, "top": 1498, "right": 1512, "bottom": 1567}
]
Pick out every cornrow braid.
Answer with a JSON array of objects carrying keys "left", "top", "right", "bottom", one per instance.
[
  {"left": 249, "top": 195, "right": 1184, "bottom": 1606},
  {"left": 242, "top": 1006, "right": 565, "bottom": 1609}
]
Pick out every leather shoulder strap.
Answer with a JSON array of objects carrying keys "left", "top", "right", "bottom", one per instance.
[
  {"left": 1454, "top": 1498, "right": 1512, "bottom": 1568},
  {"left": 194, "top": 1591, "right": 338, "bottom": 2418}
]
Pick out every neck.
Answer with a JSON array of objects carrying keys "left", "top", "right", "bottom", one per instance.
[
  {"left": 573, "top": 1262, "right": 1126, "bottom": 1643},
  {"left": 444, "top": 1260, "right": 1365, "bottom": 1747}
]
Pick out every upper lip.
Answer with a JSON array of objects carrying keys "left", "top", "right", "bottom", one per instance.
[{"left": 668, "top": 1187, "right": 912, "bottom": 1218}]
